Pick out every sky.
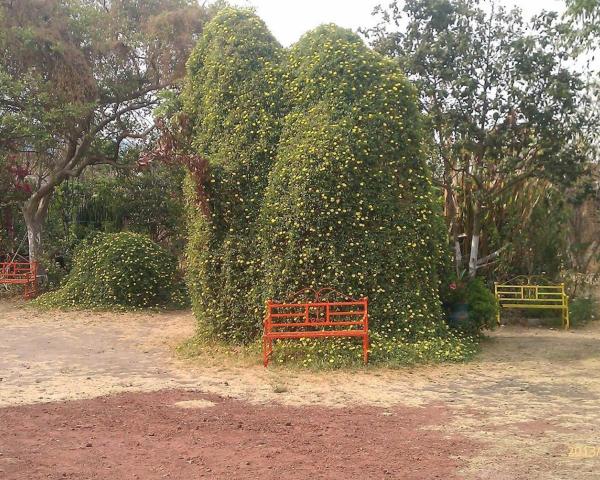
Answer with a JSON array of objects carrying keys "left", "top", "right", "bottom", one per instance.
[{"left": 232, "top": 0, "right": 568, "bottom": 47}]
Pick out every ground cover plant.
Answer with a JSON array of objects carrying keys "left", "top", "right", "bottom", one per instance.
[
  {"left": 179, "top": 330, "right": 479, "bottom": 370},
  {"left": 35, "top": 232, "right": 186, "bottom": 310}
]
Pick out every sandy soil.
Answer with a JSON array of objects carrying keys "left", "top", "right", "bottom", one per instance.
[{"left": 1, "top": 300, "right": 600, "bottom": 479}]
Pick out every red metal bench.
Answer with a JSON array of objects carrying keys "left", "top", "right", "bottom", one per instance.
[
  {"left": 263, "top": 288, "right": 369, "bottom": 367},
  {"left": 0, "top": 261, "right": 38, "bottom": 299}
]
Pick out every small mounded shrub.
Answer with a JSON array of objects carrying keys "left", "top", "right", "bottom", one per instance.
[
  {"left": 463, "top": 279, "right": 498, "bottom": 335},
  {"left": 440, "top": 277, "right": 498, "bottom": 335},
  {"left": 35, "top": 232, "right": 186, "bottom": 310}
]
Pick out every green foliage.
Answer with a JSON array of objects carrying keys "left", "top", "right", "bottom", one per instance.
[
  {"left": 569, "top": 297, "right": 599, "bottom": 327},
  {"left": 0, "top": 0, "right": 214, "bottom": 260},
  {"left": 178, "top": 330, "right": 477, "bottom": 369},
  {"left": 490, "top": 182, "right": 570, "bottom": 278},
  {"left": 439, "top": 273, "right": 468, "bottom": 305},
  {"left": 463, "top": 278, "right": 498, "bottom": 335},
  {"left": 183, "top": 8, "right": 284, "bottom": 342},
  {"left": 367, "top": 0, "right": 597, "bottom": 278},
  {"left": 183, "top": 13, "right": 451, "bottom": 348},
  {"left": 440, "top": 276, "right": 497, "bottom": 335},
  {"left": 566, "top": 0, "right": 600, "bottom": 46},
  {"left": 260, "top": 25, "right": 449, "bottom": 338},
  {"left": 68, "top": 166, "right": 186, "bottom": 253},
  {"left": 32, "top": 164, "right": 186, "bottom": 287},
  {"left": 35, "top": 232, "right": 186, "bottom": 310}
]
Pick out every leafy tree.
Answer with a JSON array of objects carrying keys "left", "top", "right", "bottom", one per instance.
[
  {"left": 36, "top": 163, "right": 187, "bottom": 286},
  {"left": 490, "top": 180, "right": 570, "bottom": 278},
  {"left": 366, "top": 0, "right": 594, "bottom": 277},
  {"left": 566, "top": 0, "right": 600, "bottom": 45},
  {"left": 0, "top": 0, "right": 213, "bottom": 261},
  {"left": 259, "top": 25, "right": 449, "bottom": 337},
  {"left": 182, "top": 8, "right": 284, "bottom": 341},
  {"left": 0, "top": 150, "right": 31, "bottom": 254}
]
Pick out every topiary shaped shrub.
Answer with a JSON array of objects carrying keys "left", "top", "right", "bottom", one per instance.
[
  {"left": 259, "top": 25, "right": 449, "bottom": 339},
  {"left": 182, "top": 8, "right": 284, "bottom": 341},
  {"left": 35, "top": 232, "right": 185, "bottom": 310}
]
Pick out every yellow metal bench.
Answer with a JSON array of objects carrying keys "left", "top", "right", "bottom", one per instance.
[{"left": 494, "top": 280, "right": 569, "bottom": 329}]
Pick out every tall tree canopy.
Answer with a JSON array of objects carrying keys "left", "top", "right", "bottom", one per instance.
[
  {"left": 366, "top": 0, "right": 595, "bottom": 277},
  {"left": 0, "top": 0, "right": 213, "bottom": 260},
  {"left": 566, "top": 0, "right": 600, "bottom": 45}
]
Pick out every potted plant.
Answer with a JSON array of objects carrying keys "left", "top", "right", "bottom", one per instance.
[
  {"left": 445, "top": 279, "right": 469, "bottom": 329},
  {"left": 441, "top": 272, "right": 469, "bottom": 328},
  {"left": 441, "top": 274, "right": 498, "bottom": 335}
]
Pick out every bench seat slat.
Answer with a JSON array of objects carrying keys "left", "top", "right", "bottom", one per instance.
[
  {"left": 266, "top": 330, "right": 367, "bottom": 339},
  {"left": 500, "top": 303, "right": 565, "bottom": 309},
  {"left": 270, "top": 311, "right": 364, "bottom": 318},
  {"left": 271, "top": 320, "right": 365, "bottom": 328},
  {"left": 498, "top": 297, "right": 563, "bottom": 305},
  {"left": 269, "top": 301, "right": 365, "bottom": 309}
]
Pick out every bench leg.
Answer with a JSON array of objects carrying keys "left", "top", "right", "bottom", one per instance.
[
  {"left": 23, "top": 282, "right": 32, "bottom": 300},
  {"left": 563, "top": 307, "right": 570, "bottom": 330},
  {"left": 362, "top": 335, "right": 369, "bottom": 365},
  {"left": 263, "top": 337, "right": 272, "bottom": 367}
]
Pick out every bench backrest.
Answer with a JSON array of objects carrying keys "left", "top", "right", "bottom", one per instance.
[
  {"left": 0, "top": 262, "right": 37, "bottom": 281},
  {"left": 265, "top": 298, "right": 368, "bottom": 333},
  {"left": 494, "top": 283, "right": 566, "bottom": 306}
]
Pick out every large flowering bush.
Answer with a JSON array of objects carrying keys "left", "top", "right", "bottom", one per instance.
[
  {"left": 183, "top": 10, "right": 453, "bottom": 350},
  {"left": 183, "top": 8, "right": 285, "bottom": 341},
  {"left": 35, "top": 232, "right": 186, "bottom": 310},
  {"left": 260, "top": 25, "right": 448, "bottom": 338}
]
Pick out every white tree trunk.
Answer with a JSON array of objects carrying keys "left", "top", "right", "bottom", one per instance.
[
  {"left": 454, "top": 237, "right": 463, "bottom": 275},
  {"left": 24, "top": 211, "right": 43, "bottom": 262},
  {"left": 468, "top": 203, "right": 481, "bottom": 278},
  {"left": 468, "top": 233, "right": 480, "bottom": 278},
  {"left": 22, "top": 193, "right": 51, "bottom": 263}
]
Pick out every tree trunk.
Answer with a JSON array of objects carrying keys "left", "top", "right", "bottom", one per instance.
[
  {"left": 443, "top": 157, "right": 463, "bottom": 275},
  {"left": 468, "top": 202, "right": 481, "bottom": 278},
  {"left": 22, "top": 193, "right": 51, "bottom": 262},
  {"left": 23, "top": 209, "right": 43, "bottom": 262},
  {"left": 454, "top": 235, "right": 463, "bottom": 275}
]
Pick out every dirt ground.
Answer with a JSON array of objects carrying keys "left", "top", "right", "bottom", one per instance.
[{"left": 1, "top": 300, "right": 600, "bottom": 479}]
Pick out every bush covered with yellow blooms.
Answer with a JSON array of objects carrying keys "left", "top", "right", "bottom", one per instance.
[
  {"left": 260, "top": 25, "right": 449, "bottom": 337},
  {"left": 35, "top": 232, "right": 186, "bottom": 310},
  {"left": 183, "top": 8, "right": 284, "bottom": 341},
  {"left": 183, "top": 8, "right": 471, "bottom": 364}
]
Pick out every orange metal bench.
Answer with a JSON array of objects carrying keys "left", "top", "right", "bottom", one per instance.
[
  {"left": 0, "top": 261, "right": 38, "bottom": 299},
  {"left": 262, "top": 288, "right": 369, "bottom": 367}
]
